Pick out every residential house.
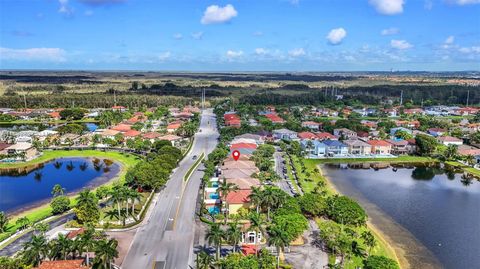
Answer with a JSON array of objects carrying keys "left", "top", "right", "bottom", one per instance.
[
  {"left": 457, "top": 145, "right": 480, "bottom": 156},
  {"left": 298, "top": 131, "right": 318, "bottom": 140},
  {"left": 226, "top": 177, "right": 261, "bottom": 190},
  {"left": 323, "top": 140, "right": 348, "bottom": 156},
  {"left": 6, "top": 142, "right": 38, "bottom": 160},
  {"left": 123, "top": 130, "right": 142, "bottom": 139},
  {"left": 301, "top": 121, "right": 321, "bottom": 131},
  {"left": 316, "top": 132, "right": 338, "bottom": 141},
  {"left": 158, "top": 134, "right": 183, "bottom": 146},
  {"left": 272, "top": 129, "right": 298, "bottom": 141},
  {"left": 403, "top": 108, "right": 425, "bottom": 115},
  {"left": 225, "top": 189, "right": 251, "bottom": 215},
  {"left": 264, "top": 113, "right": 285, "bottom": 124},
  {"left": 234, "top": 133, "right": 264, "bottom": 144},
  {"left": 367, "top": 140, "right": 392, "bottom": 155},
  {"left": 111, "top": 105, "right": 126, "bottom": 112},
  {"left": 142, "top": 132, "right": 163, "bottom": 143},
  {"left": 32, "top": 260, "right": 90, "bottom": 269},
  {"left": 333, "top": 128, "right": 357, "bottom": 140},
  {"left": 386, "top": 139, "right": 409, "bottom": 155},
  {"left": 99, "top": 129, "right": 120, "bottom": 140},
  {"left": 224, "top": 113, "right": 242, "bottom": 128},
  {"left": 167, "top": 121, "right": 182, "bottom": 133},
  {"left": 390, "top": 127, "right": 413, "bottom": 137},
  {"left": 111, "top": 124, "right": 132, "bottom": 132},
  {"left": 343, "top": 139, "right": 372, "bottom": 155},
  {"left": 428, "top": 128, "right": 447, "bottom": 137},
  {"left": 301, "top": 140, "right": 326, "bottom": 157},
  {"left": 437, "top": 136, "right": 463, "bottom": 146}
]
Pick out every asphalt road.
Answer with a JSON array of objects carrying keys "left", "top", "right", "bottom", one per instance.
[
  {"left": 273, "top": 151, "right": 296, "bottom": 196},
  {"left": 122, "top": 109, "right": 219, "bottom": 269}
]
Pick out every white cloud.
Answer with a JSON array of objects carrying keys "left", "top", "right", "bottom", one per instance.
[
  {"left": 255, "top": 48, "right": 268, "bottom": 55},
  {"left": 369, "top": 0, "right": 404, "bottom": 15},
  {"left": 58, "top": 0, "right": 73, "bottom": 15},
  {"left": 158, "top": 51, "right": 171, "bottom": 61},
  {"left": 445, "top": 35, "right": 455, "bottom": 44},
  {"left": 226, "top": 50, "right": 243, "bottom": 58},
  {"left": 191, "top": 32, "right": 204, "bottom": 40},
  {"left": 390, "top": 39, "right": 413, "bottom": 50},
  {"left": 381, "top": 27, "right": 399, "bottom": 35},
  {"left": 458, "top": 46, "right": 480, "bottom": 54},
  {"left": 173, "top": 33, "right": 183, "bottom": 40},
  {"left": 289, "top": 48, "right": 306, "bottom": 57},
  {"left": 201, "top": 4, "right": 238, "bottom": 24},
  {"left": 326, "top": 28, "right": 347, "bottom": 45},
  {"left": 0, "top": 47, "right": 66, "bottom": 62},
  {"left": 253, "top": 31, "right": 263, "bottom": 37},
  {"left": 450, "top": 0, "right": 480, "bottom": 5},
  {"left": 78, "top": 0, "right": 125, "bottom": 5}
]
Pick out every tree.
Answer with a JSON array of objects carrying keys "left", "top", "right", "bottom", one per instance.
[
  {"left": 297, "top": 193, "right": 327, "bottom": 216},
  {"left": 33, "top": 222, "right": 50, "bottom": 236},
  {"left": 205, "top": 223, "right": 224, "bottom": 260},
  {"left": 79, "top": 227, "right": 96, "bottom": 265},
  {"left": 54, "top": 233, "right": 72, "bottom": 260},
  {"left": 74, "top": 189, "right": 100, "bottom": 224},
  {"left": 50, "top": 195, "right": 71, "bottom": 215},
  {"left": 249, "top": 212, "right": 266, "bottom": 256},
  {"left": 95, "top": 186, "right": 110, "bottom": 200},
  {"left": 394, "top": 130, "right": 413, "bottom": 140},
  {"left": 267, "top": 225, "right": 290, "bottom": 269},
  {"left": 16, "top": 216, "right": 30, "bottom": 230},
  {"left": 361, "top": 231, "right": 377, "bottom": 254},
  {"left": 248, "top": 187, "right": 263, "bottom": 214},
  {"left": 326, "top": 195, "right": 367, "bottom": 226},
  {"left": 444, "top": 144, "right": 458, "bottom": 160},
  {"left": 0, "top": 211, "right": 9, "bottom": 233},
  {"left": 108, "top": 185, "right": 128, "bottom": 224},
  {"left": 415, "top": 134, "right": 438, "bottom": 156},
  {"left": 195, "top": 251, "right": 215, "bottom": 269},
  {"left": 217, "top": 182, "right": 239, "bottom": 223},
  {"left": 262, "top": 187, "right": 287, "bottom": 221},
  {"left": 93, "top": 238, "right": 119, "bottom": 269},
  {"left": 226, "top": 222, "right": 242, "bottom": 253},
  {"left": 21, "top": 234, "right": 47, "bottom": 267},
  {"left": 59, "top": 108, "right": 85, "bottom": 120},
  {"left": 363, "top": 255, "right": 400, "bottom": 269}
]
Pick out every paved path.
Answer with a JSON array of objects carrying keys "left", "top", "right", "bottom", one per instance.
[
  {"left": 273, "top": 150, "right": 296, "bottom": 196},
  {"left": 122, "top": 109, "right": 218, "bottom": 269},
  {"left": 284, "top": 220, "right": 329, "bottom": 269}
]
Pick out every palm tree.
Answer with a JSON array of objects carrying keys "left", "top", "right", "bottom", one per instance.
[
  {"left": 127, "top": 189, "right": 142, "bottom": 220},
  {"left": 16, "top": 216, "right": 30, "bottom": 230},
  {"left": 195, "top": 250, "right": 215, "bottom": 269},
  {"left": 361, "top": 231, "right": 376, "bottom": 254},
  {"left": 0, "top": 211, "right": 9, "bottom": 233},
  {"left": 445, "top": 144, "right": 458, "bottom": 160},
  {"left": 51, "top": 184, "right": 65, "bottom": 197},
  {"left": 93, "top": 238, "right": 119, "bottom": 269},
  {"left": 226, "top": 222, "right": 242, "bottom": 253},
  {"left": 248, "top": 186, "right": 263, "bottom": 214},
  {"left": 21, "top": 234, "right": 48, "bottom": 267},
  {"left": 79, "top": 227, "right": 96, "bottom": 265},
  {"left": 108, "top": 185, "right": 127, "bottom": 224},
  {"left": 464, "top": 154, "right": 476, "bottom": 167},
  {"left": 55, "top": 233, "right": 72, "bottom": 260},
  {"left": 261, "top": 187, "right": 278, "bottom": 221},
  {"left": 33, "top": 222, "right": 50, "bottom": 235},
  {"left": 217, "top": 181, "right": 239, "bottom": 223},
  {"left": 267, "top": 225, "right": 290, "bottom": 269},
  {"left": 205, "top": 223, "right": 224, "bottom": 260},
  {"left": 249, "top": 212, "right": 266, "bottom": 256}
]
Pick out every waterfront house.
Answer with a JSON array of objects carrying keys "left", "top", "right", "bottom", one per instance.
[
  {"left": 367, "top": 140, "right": 392, "bottom": 155},
  {"left": 316, "top": 132, "right": 338, "bottom": 141},
  {"left": 301, "top": 140, "right": 326, "bottom": 157},
  {"left": 298, "top": 131, "right": 318, "bottom": 140},
  {"left": 386, "top": 139, "right": 409, "bottom": 155},
  {"left": 343, "top": 139, "right": 372, "bottom": 155},
  {"left": 301, "top": 121, "right": 321, "bottom": 130},
  {"left": 6, "top": 142, "right": 37, "bottom": 160},
  {"left": 323, "top": 140, "right": 348, "bottom": 156}
]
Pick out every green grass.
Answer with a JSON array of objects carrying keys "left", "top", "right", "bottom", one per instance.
[
  {"left": 305, "top": 155, "right": 435, "bottom": 164},
  {"left": 0, "top": 150, "right": 142, "bottom": 244},
  {"left": 184, "top": 153, "right": 205, "bottom": 181},
  {"left": 445, "top": 161, "right": 480, "bottom": 178}
]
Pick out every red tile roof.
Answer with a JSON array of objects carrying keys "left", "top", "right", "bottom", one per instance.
[
  {"left": 225, "top": 190, "right": 251, "bottom": 204},
  {"left": 315, "top": 132, "right": 337, "bottom": 140},
  {"left": 298, "top": 132, "right": 317, "bottom": 140},
  {"left": 123, "top": 130, "right": 141, "bottom": 137},
  {"left": 67, "top": 228, "right": 85, "bottom": 239},
  {"left": 142, "top": 132, "right": 163, "bottom": 139},
  {"left": 241, "top": 245, "right": 257, "bottom": 255},
  {"left": 167, "top": 122, "right": 182, "bottom": 130},
  {"left": 33, "top": 260, "right": 88, "bottom": 269},
  {"left": 230, "top": 143, "right": 258, "bottom": 150},
  {"left": 367, "top": 140, "right": 391, "bottom": 147},
  {"left": 111, "top": 124, "right": 132, "bottom": 132}
]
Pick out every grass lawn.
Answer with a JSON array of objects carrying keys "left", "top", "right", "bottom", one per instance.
[
  {"left": 306, "top": 155, "right": 435, "bottom": 164},
  {"left": 445, "top": 161, "right": 480, "bottom": 178},
  {"left": 0, "top": 150, "right": 142, "bottom": 244}
]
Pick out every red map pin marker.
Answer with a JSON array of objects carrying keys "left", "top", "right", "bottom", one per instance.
[{"left": 232, "top": 150, "right": 240, "bottom": 161}]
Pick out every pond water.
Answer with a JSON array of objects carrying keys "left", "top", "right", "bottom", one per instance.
[
  {"left": 0, "top": 157, "right": 120, "bottom": 213},
  {"left": 322, "top": 164, "right": 480, "bottom": 269}
]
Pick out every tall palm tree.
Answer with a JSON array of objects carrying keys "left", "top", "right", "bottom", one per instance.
[
  {"left": 127, "top": 189, "right": 142, "bottom": 220},
  {"left": 248, "top": 187, "right": 263, "bottom": 214},
  {"left": 205, "top": 223, "right": 224, "bottom": 260},
  {"left": 217, "top": 181, "right": 239, "bottom": 223},
  {"left": 249, "top": 212, "right": 266, "bottom": 256},
  {"left": 226, "top": 222, "right": 242, "bottom": 253},
  {"left": 21, "top": 234, "right": 48, "bottom": 267},
  {"left": 33, "top": 222, "right": 49, "bottom": 236},
  {"left": 55, "top": 233, "right": 72, "bottom": 260},
  {"left": 108, "top": 185, "right": 127, "bottom": 224},
  {"left": 267, "top": 225, "right": 290, "bottom": 269},
  {"left": 93, "top": 238, "right": 119, "bottom": 269},
  {"left": 79, "top": 228, "right": 96, "bottom": 265},
  {"left": 261, "top": 187, "right": 277, "bottom": 221},
  {"left": 16, "top": 216, "right": 30, "bottom": 230}
]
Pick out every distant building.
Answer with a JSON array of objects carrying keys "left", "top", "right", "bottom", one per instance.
[
  {"left": 437, "top": 136, "right": 463, "bottom": 146},
  {"left": 272, "top": 129, "right": 298, "bottom": 141},
  {"left": 333, "top": 128, "right": 357, "bottom": 140}
]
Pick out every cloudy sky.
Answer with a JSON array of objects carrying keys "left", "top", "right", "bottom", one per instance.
[{"left": 1, "top": 0, "right": 479, "bottom": 71}]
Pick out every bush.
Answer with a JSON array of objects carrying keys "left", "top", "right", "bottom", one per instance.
[
  {"left": 50, "top": 196, "right": 71, "bottom": 215},
  {"left": 298, "top": 193, "right": 327, "bottom": 216},
  {"left": 364, "top": 255, "right": 400, "bottom": 269},
  {"left": 326, "top": 195, "right": 367, "bottom": 226}
]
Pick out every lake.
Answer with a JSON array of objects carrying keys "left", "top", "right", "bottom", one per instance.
[
  {"left": 322, "top": 164, "right": 480, "bottom": 269},
  {"left": 0, "top": 157, "right": 120, "bottom": 213}
]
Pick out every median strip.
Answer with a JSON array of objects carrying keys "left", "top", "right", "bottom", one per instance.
[{"left": 184, "top": 153, "right": 205, "bottom": 182}]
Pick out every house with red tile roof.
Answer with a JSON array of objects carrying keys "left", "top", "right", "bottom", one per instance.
[
  {"left": 167, "top": 121, "right": 182, "bottom": 133},
  {"left": 224, "top": 113, "right": 242, "bottom": 128},
  {"left": 123, "top": 129, "right": 141, "bottom": 138},
  {"left": 264, "top": 113, "right": 285, "bottom": 124},
  {"left": 315, "top": 132, "right": 338, "bottom": 141},
  {"left": 367, "top": 140, "right": 392, "bottom": 155},
  {"left": 298, "top": 131, "right": 318, "bottom": 140},
  {"left": 301, "top": 121, "right": 321, "bottom": 130},
  {"left": 225, "top": 189, "right": 251, "bottom": 215},
  {"left": 111, "top": 124, "right": 132, "bottom": 132},
  {"left": 142, "top": 132, "right": 163, "bottom": 142},
  {"left": 111, "top": 105, "right": 126, "bottom": 112},
  {"left": 437, "top": 136, "right": 463, "bottom": 146}
]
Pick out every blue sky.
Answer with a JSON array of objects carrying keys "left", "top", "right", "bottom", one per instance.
[{"left": 1, "top": 0, "right": 479, "bottom": 71}]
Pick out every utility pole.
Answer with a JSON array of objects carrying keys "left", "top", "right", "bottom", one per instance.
[
  {"left": 466, "top": 90, "right": 470, "bottom": 106},
  {"left": 23, "top": 89, "right": 27, "bottom": 110},
  {"left": 400, "top": 90, "right": 403, "bottom": 106}
]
